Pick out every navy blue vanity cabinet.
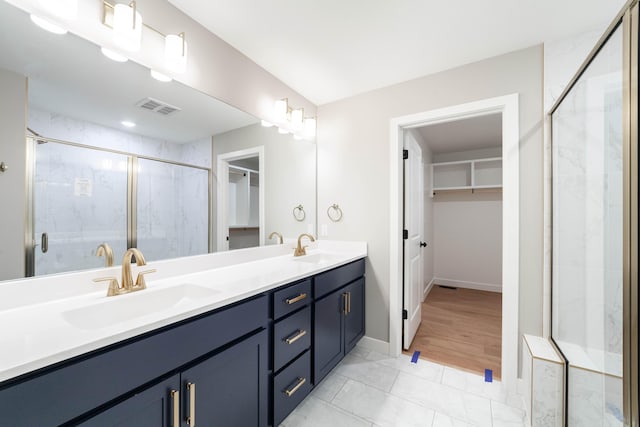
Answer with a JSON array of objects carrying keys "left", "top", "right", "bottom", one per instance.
[
  {"left": 79, "top": 330, "right": 268, "bottom": 427},
  {"left": 77, "top": 375, "right": 181, "bottom": 427},
  {"left": 180, "top": 329, "right": 268, "bottom": 427},
  {"left": 0, "top": 295, "right": 269, "bottom": 426},
  {"left": 272, "top": 279, "right": 313, "bottom": 426},
  {"left": 313, "top": 259, "right": 365, "bottom": 384}
]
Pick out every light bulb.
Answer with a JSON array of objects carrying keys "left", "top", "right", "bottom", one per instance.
[
  {"left": 121, "top": 120, "right": 136, "bottom": 128},
  {"left": 30, "top": 15, "right": 67, "bottom": 34},
  {"left": 113, "top": 2, "right": 142, "bottom": 52},
  {"left": 150, "top": 70, "right": 172, "bottom": 82},
  {"left": 100, "top": 47, "right": 128, "bottom": 62},
  {"left": 165, "top": 34, "right": 188, "bottom": 73},
  {"left": 291, "top": 108, "right": 304, "bottom": 131},
  {"left": 274, "top": 99, "right": 288, "bottom": 123}
]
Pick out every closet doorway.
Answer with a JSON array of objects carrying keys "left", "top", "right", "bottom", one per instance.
[
  {"left": 390, "top": 94, "right": 520, "bottom": 392},
  {"left": 402, "top": 114, "right": 503, "bottom": 377}
]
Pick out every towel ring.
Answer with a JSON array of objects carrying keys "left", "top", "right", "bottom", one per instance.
[
  {"left": 293, "top": 204, "right": 306, "bottom": 221},
  {"left": 327, "top": 204, "right": 343, "bottom": 222}
]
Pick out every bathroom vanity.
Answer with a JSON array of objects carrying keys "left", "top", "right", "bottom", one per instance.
[{"left": 0, "top": 242, "right": 366, "bottom": 426}]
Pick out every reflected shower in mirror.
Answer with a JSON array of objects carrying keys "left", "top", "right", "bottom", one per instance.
[{"left": 0, "top": 0, "right": 316, "bottom": 281}]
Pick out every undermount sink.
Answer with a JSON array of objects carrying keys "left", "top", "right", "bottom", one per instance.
[
  {"left": 62, "top": 284, "right": 218, "bottom": 330},
  {"left": 292, "top": 252, "right": 343, "bottom": 265}
]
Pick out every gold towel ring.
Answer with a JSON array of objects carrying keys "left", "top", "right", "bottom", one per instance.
[
  {"left": 293, "top": 204, "right": 306, "bottom": 221},
  {"left": 327, "top": 204, "right": 343, "bottom": 222}
]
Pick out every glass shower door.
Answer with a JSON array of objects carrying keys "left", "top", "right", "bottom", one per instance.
[
  {"left": 33, "top": 141, "right": 128, "bottom": 275},
  {"left": 551, "top": 23, "right": 624, "bottom": 425},
  {"left": 136, "top": 158, "right": 209, "bottom": 261}
]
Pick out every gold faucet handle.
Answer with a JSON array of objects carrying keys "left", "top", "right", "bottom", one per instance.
[
  {"left": 135, "top": 269, "right": 156, "bottom": 289},
  {"left": 94, "top": 277, "right": 121, "bottom": 297}
]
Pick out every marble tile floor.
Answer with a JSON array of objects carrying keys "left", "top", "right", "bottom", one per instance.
[{"left": 281, "top": 345, "right": 526, "bottom": 427}]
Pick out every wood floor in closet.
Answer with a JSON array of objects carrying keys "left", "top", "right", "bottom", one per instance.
[{"left": 403, "top": 285, "right": 502, "bottom": 379}]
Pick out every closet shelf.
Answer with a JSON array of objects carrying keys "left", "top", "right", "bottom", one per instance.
[{"left": 430, "top": 157, "right": 502, "bottom": 196}]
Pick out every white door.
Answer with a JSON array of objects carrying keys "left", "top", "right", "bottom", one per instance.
[{"left": 403, "top": 135, "right": 424, "bottom": 349}]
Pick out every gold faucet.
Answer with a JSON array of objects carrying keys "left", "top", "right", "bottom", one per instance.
[
  {"left": 93, "top": 248, "right": 155, "bottom": 297},
  {"left": 269, "top": 231, "right": 283, "bottom": 244},
  {"left": 96, "top": 243, "right": 114, "bottom": 267},
  {"left": 294, "top": 233, "right": 315, "bottom": 257}
]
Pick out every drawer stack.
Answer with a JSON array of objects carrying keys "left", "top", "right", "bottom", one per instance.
[{"left": 272, "top": 279, "right": 313, "bottom": 426}]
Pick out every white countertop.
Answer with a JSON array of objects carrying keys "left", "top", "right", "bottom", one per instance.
[{"left": 0, "top": 240, "right": 367, "bottom": 383}]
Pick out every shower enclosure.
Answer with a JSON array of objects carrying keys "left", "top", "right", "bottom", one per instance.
[
  {"left": 550, "top": 1, "right": 638, "bottom": 425},
  {"left": 27, "top": 136, "right": 210, "bottom": 276}
]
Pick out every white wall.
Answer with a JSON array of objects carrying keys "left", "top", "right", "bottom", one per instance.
[
  {"left": 212, "top": 124, "right": 316, "bottom": 250},
  {"left": 317, "top": 45, "right": 544, "bottom": 347},
  {"left": 433, "top": 192, "right": 503, "bottom": 291},
  {"left": 0, "top": 68, "right": 27, "bottom": 280}
]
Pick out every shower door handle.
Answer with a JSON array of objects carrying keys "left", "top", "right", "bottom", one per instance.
[{"left": 41, "top": 232, "right": 48, "bottom": 253}]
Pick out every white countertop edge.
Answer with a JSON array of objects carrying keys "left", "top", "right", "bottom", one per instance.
[{"left": 0, "top": 245, "right": 366, "bottom": 383}]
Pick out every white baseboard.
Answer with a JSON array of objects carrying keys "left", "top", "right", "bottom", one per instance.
[
  {"left": 423, "top": 277, "right": 435, "bottom": 301},
  {"left": 356, "top": 336, "right": 390, "bottom": 355},
  {"left": 433, "top": 277, "right": 502, "bottom": 293}
]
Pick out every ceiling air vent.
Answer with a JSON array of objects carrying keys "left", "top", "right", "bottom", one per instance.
[{"left": 135, "top": 97, "right": 181, "bottom": 116}]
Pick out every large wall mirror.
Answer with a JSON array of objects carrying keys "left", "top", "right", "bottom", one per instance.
[{"left": 0, "top": 0, "right": 316, "bottom": 281}]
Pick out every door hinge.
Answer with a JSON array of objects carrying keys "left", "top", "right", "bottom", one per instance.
[
  {"left": 402, "top": 309, "right": 408, "bottom": 320},
  {"left": 403, "top": 149, "right": 408, "bottom": 160},
  {"left": 403, "top": 229, "right": 408, "bottom": 240}
]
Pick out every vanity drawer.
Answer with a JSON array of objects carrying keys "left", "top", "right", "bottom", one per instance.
[
  {"left": 274, "top": 306, "right": 311, "bottom": 371},
  {"left": 273, "top": 279, "right": 311, "bottom": 319},
  {"left": 314, "top": 258, "right": 365, "bottom": 299},
  {"left": 273, "top": 351, "right": 311, "bottom": 426}
]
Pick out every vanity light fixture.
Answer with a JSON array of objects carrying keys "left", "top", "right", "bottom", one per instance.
[
  {"left": 150, "top": 70, "right": 172, "bottom": 82},
  {"left": 30, "top": 14, "right": 68, "bottom": 34},
  {"left": 100, "top": 47, "right": 128, "bottom": 62},
  {"left": 165, "top": 33, "right": 188, "bottom": 73},
  {"left": 112, "top": 1, "right": 142, "bottom": 52},
  {"left": 271, "top": 98, "right": 316, "bottom": 140},
  {"left": 39, "top": 0, "right": 77, "bottom": 20},
  {"left": 121, "top": 120, "right": 136, "bottom": 128}
]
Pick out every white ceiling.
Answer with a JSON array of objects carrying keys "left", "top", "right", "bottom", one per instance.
[
  {"left": 416, "top": 113, "right": 501, "bottom": 154},
  {"left": 169, "top": 0, "right": 625, "bottom": 105},
  {"left": 0, "top": 1, "right": 257, "bottom": 144}
]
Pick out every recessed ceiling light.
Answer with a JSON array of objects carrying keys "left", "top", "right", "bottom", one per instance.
[
  {"left": 30, "top": 15, "right": 67, "bottom": 34},
  {"left": 100, "top": 47, "right": 128, "bottom": 63},
  {"left": 261, "top": 120, "right": 273, "bottom": 127},
  {"left": 121, "top": 121, "right": 136, "bottom": 128}
]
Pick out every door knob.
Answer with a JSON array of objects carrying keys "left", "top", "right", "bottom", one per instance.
[
  {"left": 420, "top": 242, "right": 427, "bottom": 248},
  {"left": 0, "top": 162, "right": 7, "bottom": 172}
]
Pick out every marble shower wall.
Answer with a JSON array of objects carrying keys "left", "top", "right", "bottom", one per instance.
[
  {"left": 30, "top": 109, "right": 211, "bottom": 274},
  {"left": 551, "top": 24, "right": 623, "bottom": 365}
]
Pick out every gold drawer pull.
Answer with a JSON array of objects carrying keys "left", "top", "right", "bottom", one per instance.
[
  {"left": 186, "top": 382, "right": 196, "bottom": 427},
  {"left": 284, "top": 329, "right": 307, "bottom": 345},
  {"left": 170, "top": 390, "right": 180, "bottom": 427},
  {"left": 285, "top": 293, "right": 307, "bottom": 305},
  {"left": 284, "top": 377, "right": 306, "bottom": 397}
]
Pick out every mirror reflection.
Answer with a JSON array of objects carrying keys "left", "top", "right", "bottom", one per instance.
[{"left": 0, "top": 0, "right": 316, "bottom": 281}]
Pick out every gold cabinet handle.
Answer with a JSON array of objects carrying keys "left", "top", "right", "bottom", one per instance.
[
  {"left": 170, "top": 390, "right": 180, "bottom": 427},
  {"left": 284, "top": 329, "right": 307, "bottom": 345},
  {"left": 285, "top": 293, "right": 307, "bottom": 305},
  {"left": 186, "top": 382, "right": 196, "bottom": 427},
  {"left": 284, "top": 377, "right": 306, "bottom": 397},
  {"left": 347, "top": 291, "right": 351, "bottom": 314},
  {"left": 342, "top": 293, "right": 348, "bottom": 315}
]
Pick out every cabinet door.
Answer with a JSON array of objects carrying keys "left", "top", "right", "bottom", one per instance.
[
  {"left": 313, "top": 289, "right": 345, "bottom": 384},
  {"left": 78, "top": 375, "right": 180, "bottom": 427},
  {"left": 181, "top": 329, "right": 268, "bottom": 427},
  {"left": 344, "top": 278, "right": 365, "bottom": 354}
]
